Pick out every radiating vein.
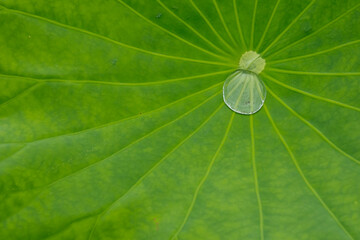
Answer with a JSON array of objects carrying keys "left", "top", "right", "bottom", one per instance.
[
  {"left": 262, "top": 73, "right": 360, "bottom": 112},
  {"left": 268, "top": 39, "right": 360, "bottom": 64},
  {"left": 234, "top": 75, "right": 249, "bottom": 109},
  {"left": 267, "top": 68, "right": 360, "bottom": 76},
  {"left": 6, "top": 81, "right": 223, "bottom": 145},
  {"left": 1, "top": 5, "right": 234, "bottom": 68},
  {"left": 250, "top": 115, "right": 264, "bottom": 240},
  {"left": 171, "top": 112, "right": 235, "bottom": 239},
  {"left": 42, "top": 211, "right": 99, "bottom": 240},
  {"left": 213, "top": 0, "right": 237, "bottom": 47},
  {"left": 0, "top": 144, "right": 26, "bottom": 163},
  {"left": 3, "top": 91, "right": 223, "bottom": 223},
  {"left": 255, "top": 76, "right": 264, "bottom": 100},
  {"left": 263, "top": 104, "right": 354, "bottom": 240},
  {"left": 0, "top": 69, "right": 234, "bottom": 86},
  {"left": 48, "top": 69, "right": 235, "bottom": 85},
  {"left": 224, "top": 73, "right": 249, "bottom": 113},
  {"left": 266, "top": 3, "right": 360, "bottom": 59},
  {"left": 189, "top": 0, "right": 236, "bottom": 53},
  {"left": 266, "top": 87, "right": 360, "bottom": 165},
  {"left": 233, "top": 0, "right": 247, "bottom": 49},
  {"left": 250, "top": 77, "right": 254, "bottom": 111},
  {"left": 116, "top": 0, "right": 229, "bottom": 61},
  {"left": 226, "top": 72, "right": 244, "bottom": 99},
  {"left": 250, "top": 0, "right": 258, "bottom": 49},
  {"left": 255, "top": 0, "right": 281, "bottom": 51},
  {"left": 155, "top": 0, "right": 230, "bottom": 56},
  {"left": 0, "top": 82, "right": 42, "bottom": 110},
  {"left": 89, "top": 103, "right": 226, "bottom": 240},
  {"left": 261, "top": 0, "right": 316, "bottom": 55}
]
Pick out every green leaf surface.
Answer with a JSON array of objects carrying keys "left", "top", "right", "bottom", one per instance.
[{"left": 0, "top": 0, "right": 359, "bottom": 239}]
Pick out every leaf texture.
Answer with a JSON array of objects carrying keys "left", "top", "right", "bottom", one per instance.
[{"left": 0, "top": 0, "right": 359, "bottom": 239}]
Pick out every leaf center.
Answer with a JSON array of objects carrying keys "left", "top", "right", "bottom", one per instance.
[{"left": 239, "top": 51, "right": 266, "bottom": 74}]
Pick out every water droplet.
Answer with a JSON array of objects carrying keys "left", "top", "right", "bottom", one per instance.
[{"left": 223, "top": 51, "right": 266, "bottom": 115}]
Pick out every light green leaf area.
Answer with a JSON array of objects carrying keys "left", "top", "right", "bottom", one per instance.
[{"left": 0, "top": 0, "right": 359, "bottom": 239}]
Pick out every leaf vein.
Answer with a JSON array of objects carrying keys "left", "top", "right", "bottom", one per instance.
[
  {"left": 2, "top": 91, "right": 223, "bottom": 223},
  {"left": 250, "top": 115, "right": 264, "bottom": 240},
  {"left": 213, "top": 0, "right": 238, "bottom": 47},
  {"left": 0, "top": 82, "right": 42, "bottom": 110},
  {"left": 233, "top": 0, "right": 247, "bottom": 49},
  {"left": 266, "top": 3, "right": 360, "bottom": 59},
  {"left": 171, "top": 111, "right": 235, "bottom": 239},
  {"left": 268, "top": 40, "right": 360, "bottom": 64},
  {"left": 4, "top": 81, "right": 223, "bottom": 145},
  {"left": 262, "top": 72, "right": 360, "bottom": 112},
  {"left": 264, "top": 104, "right": 354, "bottom": 240},
  {"left": 189, "top": 0, "right": 235, "bottom": 53},
  {"left": 267, "top": 68, "right": 360, "bottom": 76},
  {"left": 261, "top": 0, "right": 316, "bottom": 55},
  {"left": 0, "top": 69, "right": 233, "bottom": 87},
  {"left": 115, "top": 0, "right": 228, "bottom": 61},
  {"left": 266, "top": 86, "right": 360, "bottom": 165},
  {"left": 1, "top": 5, "right": 234, "bottom": 67},
  {"left": 255, "top": 0, "right": 281, "bottom": 51},
  {"left": 88, "top": 103, "right": 226, "bottom": 239},
  {"left": 155, "top": 0, "right": 230, "bottom": 56},
  {"left": 250, "top": 0, "right": 258, "bottom": 49}
]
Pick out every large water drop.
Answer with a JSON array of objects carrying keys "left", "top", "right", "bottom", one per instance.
[{"left": 223, "top": 51, "right": 266, "bottom": 115}]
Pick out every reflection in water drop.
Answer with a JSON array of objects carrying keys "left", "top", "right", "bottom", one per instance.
[
  {"left": 223, "top": 71, "right": 266, "bottom": 114},
  {"left": 223, "top": 51, "right": 266, "bottom": 115}
]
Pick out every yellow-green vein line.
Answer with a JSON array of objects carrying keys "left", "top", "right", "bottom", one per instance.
[
  {"left": 52, "top": 92, "right": 224, "bottom": 191},
  {"left": 255, "top": 76, "right": 265, "bottom": 100},
  {"left": 226, "top": 72, "right": 245, "bottom": 98},
  {"left": 5, "top": 91, "right": 223, "bottom": 223},
  {"left": 116, "top": 0, "right": 229, "bottom": 61},
  {"left": 250, "top": 76, "right": 254, "bottom": 112},
  {"left": 171, "top": 111, "right": 235, "bottom": 239},
  {"left": 224, "top": 73, "right": 249, "bottom": 113},
  {"left": 89, "top": 102, "right": 226, "bottom": 240},
  {"left": 233, "top": 0, "right": 247, "bottom": 49},
  {"left": 0, "top": 82, "right": 43, "bottom": 110},
  {"left": 213, "top": 0, "right": 238, "bottom": 47},
  {"left": 0, "top": 69, "right": 234, "bottom": 86},
  {"left": 255, "top": 0, "right": 281, "bottom": 51},
  {"left": 2, "top": 5, "right": 233, "bottom": 68},
  {"left": 263, "top": 104, "right": 354, "bottom": 240},
  {"left": 250, "top": 114, "right": 264, "bottom": 240},
  {"left": 266, "top": 86, "right": 360, "bottom": 165},
  {"left": 48, "top": 69, "right": 235, "bottom": 85},
  {"left": 156, "top": 0, "right": 230, "bottom": 57},
  {"left": 250, "top": 0, "right": 258, "bottom": 49},
  {"left": 8, "top": 81, "right": 223, "bottom": 145},
  {"left": 261, "top": 0, "right": 315, "bottom": 55},
  {"left": 234, "top": 75, "right": 249, "bottom": 109},
  {"left": 268, "top": 39, "right": 360, "bottom": 64},
  {"left": 0, "top": 144, "right": 26, "bottom": 163},
  {"left": 262, "top": 73, "right": 360, "bottom": 112},
  {"left": 267, "top": 68, "right": 360, "bottom": 76},
  {"left": 43, "top": 213, "right": 100, "bottom": 239},
  {"left": 189, "top": 0, "right": 236, "bottom": 53},
  {"left": 254, "top": 74, "right": 266, "bottom": 112},
  {"left": 266, "top": 3, "right": 360, "bottom": 59}
]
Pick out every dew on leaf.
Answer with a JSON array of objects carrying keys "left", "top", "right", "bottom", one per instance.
[{"left": 223, "top": 51, "right": 266, "bottom": 115}]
